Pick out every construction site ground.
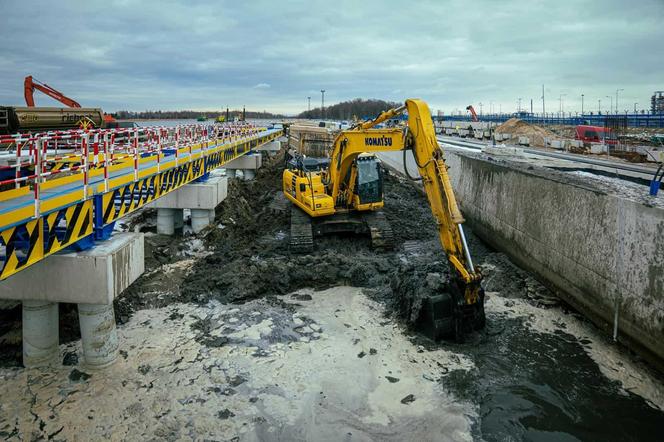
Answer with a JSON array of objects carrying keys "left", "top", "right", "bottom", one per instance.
[{"left": 0, "top": 151, "right": 663, "bottom": 441}]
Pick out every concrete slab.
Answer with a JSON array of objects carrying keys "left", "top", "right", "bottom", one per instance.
[
  {"left": 224, "top": 153, "right": 262, "bottom": 170},
  {"left": 148, "top": 176, "right": 228, "bottom": 210},
  {"left": 256, "top": 140, "right": 281, "bottom": 153},
  {"left": 0, "top": 233, "right": 144, "bottom": 305}
]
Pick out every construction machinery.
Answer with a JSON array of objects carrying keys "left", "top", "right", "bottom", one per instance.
[
  {"left": 23, "top": 75, "right": 115, "bottom": 127},
  {"left": 0, "top": 106, "right": 106, "bottom": 135},
  {"left": 24, "top": 75, "right": 82, "bottom": 108},
  {"left": 283, "top": 98, "right": 485, "bottom": 339},
  {"left": 466, "top": 105, "right": 479, "bottom": 122}
]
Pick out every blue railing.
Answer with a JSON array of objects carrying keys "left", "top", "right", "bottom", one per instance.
[{"left": 434, "top": 113, "right": 664, "bottom": 128}]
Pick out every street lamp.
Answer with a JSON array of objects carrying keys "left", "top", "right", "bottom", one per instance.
[
  {"left": 307, "top": 96, "right": 311, "bottom": 113},
  {"left": 581, "top": 94, "right": 584, "bottom": 115},
  {"left": 598, "top": 99, "right": 601, "bottom": 114},
  {"left": 606, "top": 95, "right": 613, "bottom": 114},
  {"left": 320, "top": 90, "right": 325, "bottom": 120},
  {"left": 634, "top": 102, "right": 638, "bottom": 113},
  {"left": 559, "top": 94, "right": 567, "bottom": 117},
  {"left": 616, "top": 88, "right": 624, "bottom": 114}
]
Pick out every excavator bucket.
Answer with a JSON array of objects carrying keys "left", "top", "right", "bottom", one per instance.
[{"left": 417, "top": 286, "right": 486, "bottom": 341}]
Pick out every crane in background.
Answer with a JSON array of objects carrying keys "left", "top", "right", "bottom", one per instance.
[
  {"left": 23, "top": 75, "right": 116, "bottom": 126},
  {"left": 24, "top": 76, "right": 82, "bottom": 108},
  {"left": 465, "top": 105, "right": 479, "bottom": 122}
]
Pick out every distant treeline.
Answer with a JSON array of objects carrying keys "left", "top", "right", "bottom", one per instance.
[
  {"left": 297, "top": 98, "right": 401, "bottom": 120},
  {"left": 110, "top": 109, "right": 285, "bottom": 120}
]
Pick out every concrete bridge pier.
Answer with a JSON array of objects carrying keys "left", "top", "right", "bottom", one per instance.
[
  {"left": 257, "top": 140, "right": 282, "bottom": 157},
  {"left": 22, "top": 300, "right": 59, "bottom": 367},
  {"left": 149, "top": 175, "right": 228, "bottom": 234},
  {"left": 224, "top": 153, "right": 262, "bottom": 181},
  {"left": 78, "top": 303, "right": 119, "bottom": 368},
  {"left": 0, "top": 233, "right": 144, "bottom": 368}
]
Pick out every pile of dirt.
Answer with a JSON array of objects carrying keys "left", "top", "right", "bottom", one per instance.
[{"left": 495, "top": 118, "right": 558, "bottom": 147}]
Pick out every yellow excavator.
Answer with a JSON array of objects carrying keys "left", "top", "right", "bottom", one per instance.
[{"left": 283, "top": 98, "right": 485, "bottom": 339}]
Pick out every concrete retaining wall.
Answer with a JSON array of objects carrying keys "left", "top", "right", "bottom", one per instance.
[{"left": 444, "top": 150, "right": 664, "bottom": 367}]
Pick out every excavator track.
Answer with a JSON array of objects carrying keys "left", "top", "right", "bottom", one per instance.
[
  {"left": 362, "top": 211, "right": 394, "bottom": 251},
  {"left": 290, "top": 206, "right": 314, "bottom": 253}
]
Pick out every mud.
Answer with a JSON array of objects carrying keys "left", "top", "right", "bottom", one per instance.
[
  {"left": 118, "top": 151, "right": 430, "bottom": 320},
  {"left": 1, "top": 149, "right": 663, "bottom": 440}
]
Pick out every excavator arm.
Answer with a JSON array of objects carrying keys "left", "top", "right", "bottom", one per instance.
[
  {"left": 466, "top": 105, "right": 479, "bottom": 122},
  {"left": 405, "top": 99, "right": 482, "bottom": 306},
  {"left": 24, "top": 76, "right": 82, "bottom": 108},
  {"left": 326, "top": 99, "right": 482, "bottom": 306}
]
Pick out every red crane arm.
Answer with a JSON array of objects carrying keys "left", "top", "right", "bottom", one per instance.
[
  {"left": 465, "top": 105, "right": 479, "bottom": 122},
  {"left": 24, "top": 76, "right": 82, "bottom": 108}
]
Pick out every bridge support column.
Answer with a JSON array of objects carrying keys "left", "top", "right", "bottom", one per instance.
[
  {"left": 157, "top": 208, "right": 176, "bottom": 235},
  {"left": 191, "top": 209, "right": 214, "bottom": 233},
  {"left": 148, "top": 176, "right": 228, "bottom": 234},
  {"left": 78, "top": 303, "right": 119, "bottom": 368},
  {"left": 174, "top": 209, "right": 184, "bottom": 233},
  {"left": 0, "top": 233, "right": 144, "bottom": 369},
  {"left": 224, "top": 153, "right": 262, "bottom": 181},
  {"left": 256, "top": 140, "right": 281, "bottom": 157},
  {"left": 225, "top": 168, "right": 237, "bottom": 179},
  {"left": 22, "top": 300, "right": 59, "bottom": 368}
]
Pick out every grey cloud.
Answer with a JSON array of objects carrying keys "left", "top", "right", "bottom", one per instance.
[{"left": 0, "top": 0, "right": 661, "bottom": 115}]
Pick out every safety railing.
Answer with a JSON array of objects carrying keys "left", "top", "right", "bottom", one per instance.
[
  {"left": 0, "top": 122, "right": 261, "bottom": 221},
  {"left": 0, "top": 122, "right": 283, "bottom": 280}
]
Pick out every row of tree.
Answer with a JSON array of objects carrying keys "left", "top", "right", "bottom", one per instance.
[
  {"left": 110, "top": 109, "right": 285, "bottom": 120},
  {"left": 297, "top": 98, "right": 400, "bottom": 120}
]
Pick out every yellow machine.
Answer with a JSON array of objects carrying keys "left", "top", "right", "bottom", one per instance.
[{"left": 283, "top": 98, "right": 485, "bottom": 339}]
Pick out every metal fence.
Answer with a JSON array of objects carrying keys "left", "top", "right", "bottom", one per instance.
[{"left": 434, "top": 113, "right": 664, "bottom": 128}]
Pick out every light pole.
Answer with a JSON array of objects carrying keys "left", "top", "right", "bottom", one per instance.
[
  {"left": 581, "top": 94, "right": 584, "bottom": 115},
  {"left": 606, "top": 95, "right": 613, "bottom": 114},
  {"left": 559, "top": 94, "right": 567, "bottom": 117},
  {"left": 634, "top": 102, "right": 638, "bottom": 113},
  {"left": 616, "top": 88, "right": 624, "bottom": 114},
  {"left": 307, "top": 96, "right": 311, "bottom": 114},
  {"left": 598, "top": 99, "right": 601, "bottom": 114},
  {"left": 479, "top": 102, "right": 483, "bottom": 115},
  {"left": 320, "top": 90, "right": 325, "bottom": 120}
]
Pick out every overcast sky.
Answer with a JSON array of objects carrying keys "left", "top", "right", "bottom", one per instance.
[{"left": 1, "top": 0, "right": 662, "bottom": 115}]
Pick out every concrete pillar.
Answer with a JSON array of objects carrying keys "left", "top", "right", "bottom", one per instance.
[
  {"left": 173, "top": 208, "right": 184, "bottom": 233},
  {"left": 22, "top": 300, "right": 59, "bottom": 367},
  {"left": 209, "top": 209, "right": 216, "bottom": 224},
  {"left": 191, "top": 209, "right": 214, "bottom": 233},
  {"left": 78, "top": 303, "right": 118, "bottom": 368},
  {"left": 242, "top": 169, "right": 256, "bottom": 180},
  {"left": 226, "top": 168, "right": 236, "bottom": 178},
  {"left": 157, "top": 208, "right": 176, "bottom": 235}
]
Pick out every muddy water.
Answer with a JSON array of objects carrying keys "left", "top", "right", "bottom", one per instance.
[{"left": 0, "top": 151, "right": 662, "bottom": 440}]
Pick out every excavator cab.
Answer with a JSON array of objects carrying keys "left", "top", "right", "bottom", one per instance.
[{"left": 354, "top": 155, "right": 383, "bottom": 205}]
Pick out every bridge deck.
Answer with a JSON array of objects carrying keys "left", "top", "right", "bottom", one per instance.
[{"left": 0, "top": 124, "right": 282, "bottom": 280}]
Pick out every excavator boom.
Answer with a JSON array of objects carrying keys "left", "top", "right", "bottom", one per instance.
[
  {"left": 466, "top": 105, "right": 479, "bottom": 122},
  {"left": 24, "top": 76, "right": 82, "bottom": 108}
]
